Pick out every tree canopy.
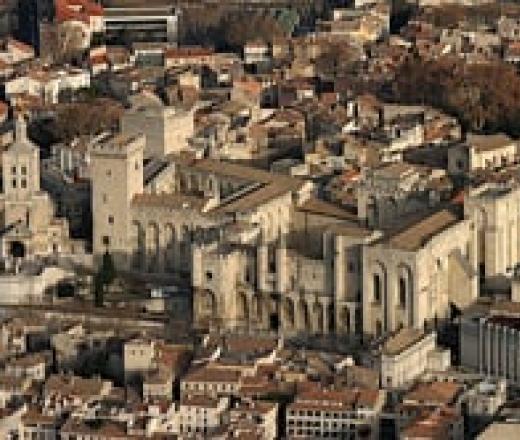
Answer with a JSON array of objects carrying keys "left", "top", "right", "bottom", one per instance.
[{"left": 383, "top": 56, "right": 520, "bottom": 136}]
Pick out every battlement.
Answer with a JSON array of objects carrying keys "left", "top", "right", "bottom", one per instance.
[{"left": 90, "top": 132, "right": 145, "bottom": 157}]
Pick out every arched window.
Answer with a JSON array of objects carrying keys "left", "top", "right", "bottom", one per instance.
[
  {"left": 399, "top": 277, "right": 406, "bottom": 307},
  {"left": 373, "top": 274, "right": 381, "bottom": 303},
  {"left": 375, "top": 319, "right": 382, "bottom": 337}
]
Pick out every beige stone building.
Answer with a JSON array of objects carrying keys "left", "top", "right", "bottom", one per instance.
[
  {"left": 380, "top": 329, "right": 449, "bottom": 389},
  {"left": 464, "top": 184, "right": 520, "bottom": 289},
  {"left": 178, "top": 395, "right": 230, "bottom": 437},
  {"left": 362, "top": 209, "right": 478, "bottom": 336},
  {"left": 121, "top": 98, "right": 195, "bottom": 159},
  {"left": 18, "top": 409, "right": 60, "bottom": 440},
  {"left": 90, "top": 130, "right": 384, "bottom": 336},
  {"left": 0, "top": 116, "right": 83, "bottom": 261},
  {"left": 448, "top": 133, "right": 518, "bottom": 175},
  {"left": 357, "top": 162, "right": 450, "bottom": 229},
  {"left": 89, "top": 124, "right": 520, "bottom": 339},
  {"left": 286, "top": 388, "right": 386, "bottom": 439},
  {"left": 123, "top": 338, "right": 156, "bottom": 382}
]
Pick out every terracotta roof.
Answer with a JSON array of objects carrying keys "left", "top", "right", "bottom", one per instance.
[
  {"left": 405, "top": 381, "right": 462, "bottom": 406},
  {"left": 7, "top": 352, "right": 46, "bottom": 368},
  {"left": 89, "top": 53, "right": 108, "bottom": 65},
  {"left": 0, "top": 374, "right": 29, "bottom": 390},
  {"left": 226, "top": 335, "right": 277, "bottom": 354},
  {"left": 233, "top": 78, "right": 263, "bottom": 96},
  {"left": 21, "top": 408, "right": 58, "bottom": 426},
  {"left": 61, "top": 418, "right": 128, "bottom": 437},
  {"left": 402, "top": 407, "right": 460, "bottom": 439},
  {"left": 232, "top": 400, "right": 276, "bottom": 415},
  {"left": 181, "top": 394, "right": 220, "bottom": 407},
  {"left": 183, "top": 366, "right": 242, "bottom": 384},
  {"left": 165, "top": 47, "right": 214, "bottom": 59},
  {"left": 44, "top": 374, "right": 110, "bottom": 400},
  {"left": 289, "top": 388, "right": 381, "bottom": 411},
  {"left": 373, "top": 162, "right": 416, "bottom": 179},
  {"left": 8, "top": 38, "right": 34, "bottom": 55},
  {"left": 55, "top": 0, "right": 103, "bottom": 25}
]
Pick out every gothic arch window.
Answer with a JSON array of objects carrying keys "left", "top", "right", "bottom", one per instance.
[
  {"left": 373, "top": 274, "right": 381, "bottom": 303},
  {"left": 399, "top": 277, "right": 406, "bottom": 307},
  {"left": 375, "top": 319, "right": 382, "bottom": 337}
]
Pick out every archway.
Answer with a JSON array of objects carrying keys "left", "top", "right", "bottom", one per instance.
[
  {"left": 283, "top": 297, "right": 295, "bottom": 330},
  {"left": 313, "top": 302, "right": 324, "bottom": 334},
  {"left": 164, "top": 224, "right": 176, "bottom": 271},
  {"left": 252, "top": 294, "right": 263, "bottom": 324},
  {"left": 372, "top": 260, "right": 388, "bottom": 332},
  {"left": 341, "top": 306, "right": 351, "bottom": 333},
  {"left": 475, "top": 207, "right": 488, "bottom": 279},
  {"left": 269, "top": 295, "right": 280, "bottom": 332},
  {"left": 297, "top": 299, "right": 310, "bottom": 331},
  {"left": 146, "top": 222, "right": 160, "bottom": 272},
  {"left": 180, "top": 225, "right": 191, "bottom": 264},
  {"left": 367, "top": 195, "right": 378, "bottom": 227},
  {"left": 327, "top": 303, "right": 335, "bottom": 333},
  {"left": 10, "top": 241, "right": 25, "bottom": 259},
  {"left": 131, "top": 221, "right": 145, "bottom": 269},
  {"left": 397, "top": 263, "right": 414, "bottom": 327},
  {"left": 237, "top": 292, "right": 249, "bottom": 323}
]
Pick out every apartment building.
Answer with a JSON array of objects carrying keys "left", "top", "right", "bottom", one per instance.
[{"left": 286, "top": 388, "right": 386, "bottom": 439}]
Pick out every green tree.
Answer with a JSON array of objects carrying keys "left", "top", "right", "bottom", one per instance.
[
  {"left": 100, "top": 251, "right": 116, "bottom": 286},
  {"left": 93, "top": 272, "right": 104, "bottom": 308},
  {"left": 92, "top": 252, "right": 116, "bottom": 307},
  {"left": 276, "top": 9, "right": 300, "bottom": 36}
]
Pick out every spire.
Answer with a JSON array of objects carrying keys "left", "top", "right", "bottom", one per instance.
[{"left": 15, "top": 113, "right": 27, "bottom": 144}]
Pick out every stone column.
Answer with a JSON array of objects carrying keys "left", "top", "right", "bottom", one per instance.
[
  {"left": 386, "top": 267, "right": 396, "bottom": 333},
  {"left": 192, "top": 245, "right": 203, "bottom": 287},
  {"left": 486, "top": 324, "right": 492, "bottom": 376},
  {"left": 513, "top": 330, "right": 520, "bottom": 384},
  {"left": 173, "top": 230, "right": 181, "bottom": 273},
  {"left": 495, "top": 324, "right": 501, "bottom": 377},
  {"left": 294, "top": 299, "right": 304, "bottom": 332},
  {"left": 257, "top": 244, "right": 268, "bottom": 292},
  {"left": 157, "top": 227, "right": 165, "bottom": 273},
  {"left": 276, "top": 234, "right": 287, "bottom": 294},
  {"left": 334, "top": 236, "right": 346, "bottom": 302},
  {"left": 322, "top": 300, "right": 330, "bottom": 335},
  {"left": 484, "top": 228, "right": 498, "bottom": 279}
]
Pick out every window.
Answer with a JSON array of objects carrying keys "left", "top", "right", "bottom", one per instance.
[
  {"left": 206, "top": 271, "right": 213, "bottom": 281},
  {"left": 376, "top": 319, "right": 382, "bottom": 337},
  {"left": 11, "top": 166, "right": 16, "bottom": 174},
  {"left": 21, "top": 166, "right": 27, "bottom": 175},
  {"left": 268, "top": 245, "right": 276, "bottom": 272},
  {"left": 102, "top": 235, "right": 110, "bottom": 246},
  {"left": 399, "top": 277, "right": 406, "bottom": 307},
  {"left": 108, "top": 215, "right": 114, "bottom": 225},
  {"left": 373, "top": 274, "right": 381, "bottom": 303},
  {"left": 11, "top": 179, "right": 16, "bottom": 188},
  {"left": 21, "top": 179, "right": 26, "bottom": 189}
]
